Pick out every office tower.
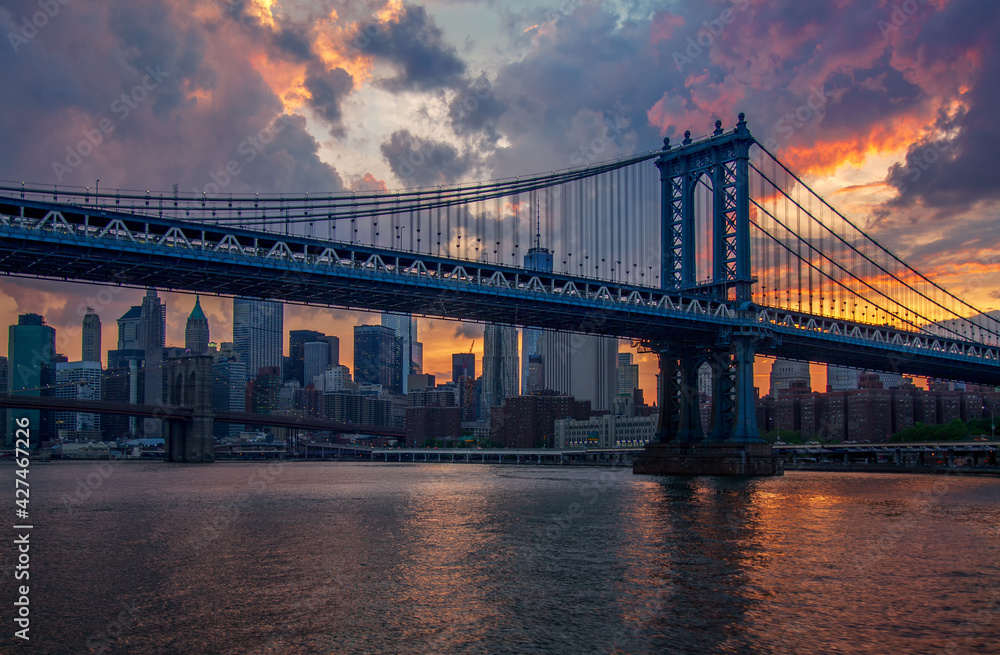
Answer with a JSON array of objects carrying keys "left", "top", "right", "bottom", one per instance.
[
  {"left": 81, "top": 307, "right": 101, "bottom": 365},
  {"left": 233, "top": 298, "right": 284, "bottom": 380},
  {"left": 289, "top": 329, "right": 323, "bottom": 385},
  {"left": 526, "top": 354, "right": 545, "bottom": 394},
  {"left": 8, "top": 313, "right": 56, "bottom": 447},
  {"left": 0, "top": 356, "right": 6, "bottom": 444},
  {"left": 521, "top": 238, "right": 553, "bottom": 391},
  {"left": 770, "top": 359, "right": 810, "bottom": 396},
  {"left": 482, "top": 323, "right": 519, "bottom": 415},
  {"left": 617, "top": 352, "right": 640, "bottom": 396},
  {"left": 212, "top": 344, "right": 246, "bottom": 440},
  {"left": 452, "top": 353, "right": 475, "bottom": 382},
  {"left": 354, "top": 325, "right": 399, "bottom": 391},
  {"left": 303, "top": 341, "right": 330, "bottom": 388},
  {"left": 381, "top": 313, "right": 418, "bottom": 393},
  {"left": 412, "top": 341, "right": 423, "bottom": 376},
  {"left": 536, "top": 332, "right": 617, "bottom": 411},
  {"left": 117, "top": 306, "right": 143, "bottom": 350},
  {"left": 140, "top": 288, "right": 166, "bottom": 352},
  {"left": 321, "top": 335, "right": 340, "bottom": 368},
  {"left": 248, "top": 366, "right": 282, "bottom": 414},
  {"left": 54, "top": 361, "right": 102, "bottom": 435},
  {"left": 184, "top": 296, "right": 210, "bottom": 354},
  {"left": 140, "top": 289, "right": 166, "bottom": 438}
]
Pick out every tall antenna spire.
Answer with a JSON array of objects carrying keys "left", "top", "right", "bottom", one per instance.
[{"left": 535, "top": 195, "right": 541, "bottom": 250}]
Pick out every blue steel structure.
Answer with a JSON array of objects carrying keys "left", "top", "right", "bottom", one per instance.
[{"left": 1, "top": 115, "right": 999, "bottom": 454}]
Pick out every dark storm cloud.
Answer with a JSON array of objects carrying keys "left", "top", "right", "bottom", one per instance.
[
  {"left": 380, "top": 130, "right": 473, "bottom": 187},
  {"left": 359, "top": 4, "right": 466, "bottom": 92},
  {"left": 881, "top": 0, "right": 1000, "bottom": 214},
  {"left": 453, "top": 322, "right": 484, "bottom": 341},
  {"left": 303, "top": 64, "right": 354, "bottom": 137},
  {"left": 0, "top": 0, "right": 344, "bottom": 194}
]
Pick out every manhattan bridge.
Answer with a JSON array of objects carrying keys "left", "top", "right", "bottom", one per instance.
[{"left": 1, "top": 114, "right": 998, "bottom": 464}]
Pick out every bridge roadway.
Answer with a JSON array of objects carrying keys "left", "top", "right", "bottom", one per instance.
[
  {"left": 0, "top": 393, "right": 405, "bottom": 438},
  {"left": 1, "top": 196, "right": 999, "bottom": 384}
]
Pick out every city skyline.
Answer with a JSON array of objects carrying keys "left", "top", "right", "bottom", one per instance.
[{"left": 2, "top": 1, "right": 999, "bottom": 408}]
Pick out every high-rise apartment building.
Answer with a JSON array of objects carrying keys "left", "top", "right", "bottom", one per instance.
[
  {"left": 54, "top": 361, "right": 102, "bottom": 435},
  {"left": 482, "top": 323, "right": 519, "bottom": 415}
]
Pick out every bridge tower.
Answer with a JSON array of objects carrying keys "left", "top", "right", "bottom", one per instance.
[
  {"left": 164, "top": 354, "right": 215, "bottom": 462},
  {"left": 637, "top": 114, "right": 779, "bottom": 475}
]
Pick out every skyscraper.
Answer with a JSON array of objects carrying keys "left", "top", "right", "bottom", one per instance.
[
  {"left": 140, "top": 288, "right": 166, "bottom": 352},
  {"left": 321, "top": 335, "right": 340, "bottom": 368},
  {"left": 521, "top": 239, "right": 553, "bottom": 391},
  {"left": 289, "top": 329, "right": 324, "bottom": 385},
  {"left": 233, "top": 298, "right": 284, "bottom": 379},
  {"left": 140, "top": 289, "right": 166, "bottom": 438},
  {"left": 536, "top": 331, "right": 617, "bottom": 411},
  {"left": 81, "top": 307, "right": 101, "bottom": 365},
  {"left": 482, "top": 323, "right": 519, "bottom": 415},
  {"left": 8, "top": 313, "right": 56, "bottom": 447},
  {"left": 212, "top": 343, "right": 245, "bottom": 440},
  {"left": 381, "top": 313, "right": 418, "bottom": 393},
  {"left": 617, "top": 352, "right": 640, "bottom": 396},
  {"left": 117, "top": 306, "right": 143, "bottom": 350},
  {"left": 184, "top": 296, "right": 210, "bottom": 354},
  {"left": 354, "top": 325, "right": 399, "bottom": 391},
  {"left": 303, "top": 341, "right": 330, "bottom": 388},
  {"left": 0, "top": 356, "right": 6, "bottom": 444}
]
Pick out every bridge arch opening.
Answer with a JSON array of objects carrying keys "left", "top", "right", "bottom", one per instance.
[{"left": 693, "top": 170, "right": 715, "bottom": 285}]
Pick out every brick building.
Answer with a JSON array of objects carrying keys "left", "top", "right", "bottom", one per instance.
[
  {"left": 490, "top": 394, "right": 590, "bottom": 448},
  {"left": 405, "top": 406, "right": 461, "bottom": 445}
]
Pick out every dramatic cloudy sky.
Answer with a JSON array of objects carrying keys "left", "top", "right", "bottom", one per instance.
[{"left": 1, "top": 0, "right": 998, "bottom": 395}]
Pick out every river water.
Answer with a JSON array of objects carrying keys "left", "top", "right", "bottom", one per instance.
[{"left": 2, "top": 461, "right": 999, "bottom": 654}]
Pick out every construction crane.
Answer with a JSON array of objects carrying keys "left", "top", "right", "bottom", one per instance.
[{"left": 469, "top": 340, "right": 475, "bottom": 353}]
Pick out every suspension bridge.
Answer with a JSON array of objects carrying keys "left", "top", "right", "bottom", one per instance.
[{"left": 1, "top": 113, "right": 997, "bottom": 471}]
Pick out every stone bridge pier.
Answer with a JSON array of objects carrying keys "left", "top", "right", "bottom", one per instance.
[{"left": 165, "top": 354, "right": 215, "bottom": 462}]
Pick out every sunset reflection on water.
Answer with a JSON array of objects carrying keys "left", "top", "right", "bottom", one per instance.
[{"left": 15, "top": 463, "right": 1000, "bottom": 654}]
